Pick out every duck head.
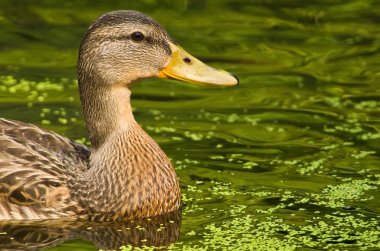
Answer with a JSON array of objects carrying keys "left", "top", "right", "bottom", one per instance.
[{"left": 77, "top": 10, "right": 238, "bottom": 89}]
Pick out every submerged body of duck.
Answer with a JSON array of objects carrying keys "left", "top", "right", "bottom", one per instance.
[{"left": 0, "top": 10, "right": 238, "bottom": 221}]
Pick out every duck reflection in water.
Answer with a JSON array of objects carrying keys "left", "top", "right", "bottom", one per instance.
[{"left": 0, "top": 210, "right": 181, "bottom": 250}]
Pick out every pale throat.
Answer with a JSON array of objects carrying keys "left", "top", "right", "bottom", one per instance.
[
  {"left": 82, "top": 84, "right": 136, "bottom": 149},
  {"left": 108, "top": 86, "right": 135, "bottom": 125}
]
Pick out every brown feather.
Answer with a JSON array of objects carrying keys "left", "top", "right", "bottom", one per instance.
[{"left": 0, "top": 119, "right": 89, "bottom": 220}]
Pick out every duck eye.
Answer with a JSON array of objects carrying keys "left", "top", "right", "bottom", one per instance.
[{"left": 131, "top": 31, "right": 145, "bottom": 42}]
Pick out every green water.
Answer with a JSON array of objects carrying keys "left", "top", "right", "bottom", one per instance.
[{"left": 1, "top": 0, "right": 380, "bottom": 250}]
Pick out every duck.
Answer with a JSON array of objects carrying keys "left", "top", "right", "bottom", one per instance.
[{"left": 0, "top": 10, "right": 238, "bottom": 221}]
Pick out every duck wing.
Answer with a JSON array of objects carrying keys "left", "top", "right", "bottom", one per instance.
[{"left": 0, "top": 118, "right": 90, "bottom": 220}]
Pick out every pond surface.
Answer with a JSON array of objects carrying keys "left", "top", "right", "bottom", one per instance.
[{"left": 0, "top": 0, "right": 380, "bottom": 250}]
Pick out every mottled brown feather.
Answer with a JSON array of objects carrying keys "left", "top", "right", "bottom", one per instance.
[{"left": 0, "top": 118, "right": 89, "bottom": 220}]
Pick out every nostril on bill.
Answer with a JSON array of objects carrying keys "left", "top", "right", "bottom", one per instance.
[{"left": 183, "top": 57, "right": 192, "bottom": 64}]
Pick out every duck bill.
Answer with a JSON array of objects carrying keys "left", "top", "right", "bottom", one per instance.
[{"left": 158, "top": 42, "right": 238, "bottom": 86}]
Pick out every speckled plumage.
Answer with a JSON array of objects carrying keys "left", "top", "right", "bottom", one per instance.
[{"left": 0, "top": 10, "right": 181, "bottom": 221}]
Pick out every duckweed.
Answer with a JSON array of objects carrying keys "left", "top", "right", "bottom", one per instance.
[{"left": 312, "top": 179, "right": 378, "bottom": 208}]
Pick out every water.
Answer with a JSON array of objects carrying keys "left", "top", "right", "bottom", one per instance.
[{"left": 0, "top": 0, "right": 379, "bottom": 250}]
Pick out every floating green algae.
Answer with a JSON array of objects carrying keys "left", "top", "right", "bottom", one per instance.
[{"left": 312, "top": 178, "right": 379, "bottom": 208}]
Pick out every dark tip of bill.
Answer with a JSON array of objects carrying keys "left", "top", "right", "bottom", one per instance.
[{"left": 232, "top": 74, "right": 239, "bottom": 86}]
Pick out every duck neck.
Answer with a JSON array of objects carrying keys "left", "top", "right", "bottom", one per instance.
[{"left": 80, "top": 84, "right": 134, "bottom": 149}]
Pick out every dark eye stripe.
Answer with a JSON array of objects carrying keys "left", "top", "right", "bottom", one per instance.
[
  {"left": 108, "top": 34, "right": 146, "bottom": 41},
  {"left": 111, "top": 35, "right": 130, "bottom": 40},
  {"left": 104, "top": 35, "right": 171, "bottom": 55},
  {"left": 109, "top": 34, "right": 157, "bottom": 44}
]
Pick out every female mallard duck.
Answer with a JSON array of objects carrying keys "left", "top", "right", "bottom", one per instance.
[{"left": 0, "top": 10, "right": 238, "bottom": 221}]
